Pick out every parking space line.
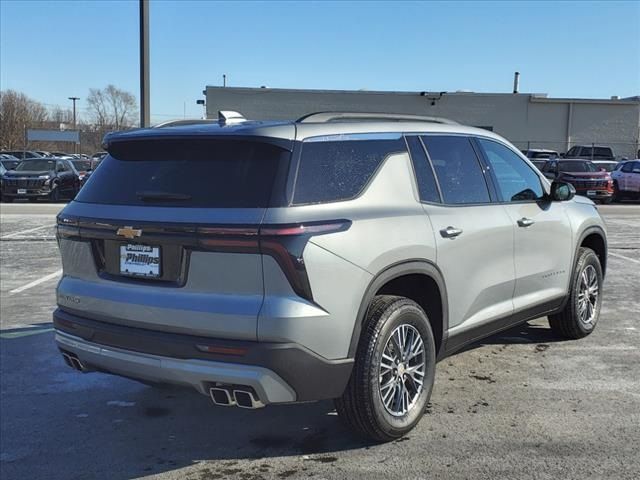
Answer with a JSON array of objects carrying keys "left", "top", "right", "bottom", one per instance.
[
  {"left": 609, "top": 251, "right": 640, "bottom": 265},
  {"left": 0, "top": 328, "right": 55, "bottom": 339},
  {"left": 9, "top": 269, "right": 63, "bottom": 294},
  {"left": 1, "top": 224, "right": 55, "bottom": 239}
]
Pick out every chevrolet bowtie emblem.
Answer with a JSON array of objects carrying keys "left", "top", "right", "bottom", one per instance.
[{"left": 116, "top": 226, "right": 142, "bottom": 239}]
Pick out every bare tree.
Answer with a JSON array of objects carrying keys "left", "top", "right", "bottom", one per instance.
[
  {"left": 87, "top": 85, "right": 138, "bottom": 131},
  {"left": 0, "top": 90, "right": 48, "bottom": 149}
]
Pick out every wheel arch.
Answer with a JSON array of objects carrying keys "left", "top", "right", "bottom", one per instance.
[
  {"left": 577, "top": 226, "right": 607, "bottom": 278},
  {"left": 348, "top": 260, "right": 449, "bottom": 360}
]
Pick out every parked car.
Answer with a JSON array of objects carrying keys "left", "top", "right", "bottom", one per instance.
[
  {"left": 611, "top": 159, "right": 640, "bottom": 200},
  {"left": 35, "top": 150, "right": 53, "bottom": 157},
  {"left": 0, "top": 157, "right": 80, "bottom": 202},
  {"left": 541, "top": 159, "right": 613, "bottom": 203},
  {"left": 530, "top": 159, "right": 546, "bottom": 171},
  {"left": 51, "top": 151, "right": 71, "bottom": 158},
  {"left": 592, "top": 160, "right": 619, "bottom": 172},
  {"left": 53, "top": 111, "right": 607, "bottom": 441},
  {"left": 564, "top": 145, "right": 615, "bottom": 161},
  {"left": 522, "top": 148, "right": 560, "bottom": 160},
  {"left": 69, "top": 159, "right": 95, "bottom": 186},
  {"left": 0, "top": 154, "right": 20, "bottom": 171},
  {"left": 0, "top": 150, "right": 43, "bottom": 160}
]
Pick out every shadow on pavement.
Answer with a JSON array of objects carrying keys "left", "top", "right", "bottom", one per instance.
[{"left": 0, "top": 325, "right": 374, "bottom": 480}]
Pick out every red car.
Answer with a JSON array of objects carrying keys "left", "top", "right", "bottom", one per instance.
[{"left": 541, "top": 159, "right": 613, "bottom": 204}]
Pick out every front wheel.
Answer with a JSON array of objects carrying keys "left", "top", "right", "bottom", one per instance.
[
  {"left": 548, "top": 247, "right": 603, "bottom": 339},
  {"left": 49, "top": 184, "right": 60, "bottom": 203},
  {"left": 335, "top": 296, "right": 436, "bottom": 442},
  {"left": 600, "top": 197, "right": 613, "bottom": 205}
]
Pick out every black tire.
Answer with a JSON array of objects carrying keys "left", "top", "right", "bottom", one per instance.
[
  {"left": 600, "top": 197, "right": 612, "bottom": 205},
  {"left": 612, "top": 181, "right": 622, "bottom": 202},
  {"left": 548, "top": 247, "right": 603, "bottom": 339},
  {"left": 335, "top": 295, "right": 436, "bottom": 442},
  {"left": 49, "top": 184, "right": 60, "bottom": 203}
]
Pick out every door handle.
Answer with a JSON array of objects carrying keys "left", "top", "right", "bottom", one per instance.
[
  {"left": 440, "top": 226, "right": 463, "bottom": 238},
  {"left": 517, "top": 217, "right": 535, "bottom": 227}
]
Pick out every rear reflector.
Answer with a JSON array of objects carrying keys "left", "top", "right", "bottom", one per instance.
[{"left": 196, "top": 344, "right": 248, "bottom": 356}]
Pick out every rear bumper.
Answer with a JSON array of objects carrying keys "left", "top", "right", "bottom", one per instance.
[{"left": 53, "top": 308, "right": 353, "bottom": 403}]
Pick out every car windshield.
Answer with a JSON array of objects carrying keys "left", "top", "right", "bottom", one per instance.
[
  {"left": 558, "top": 161, "right": 598, "bottom": 173},
  {"left": 72, "top": 160, "right": 92, "bottom": 171},
  {"left": 531, "top": 152, "right": 557, "bottom": 159},
  {"left": 1, "top": 160, "right": 20, "bottom": 170},
  {"left": 596, "top": 163, "right": 617, "bottom": 172},
  {"left": 14, "top": 159, "right": 56, "bottom": 171}
]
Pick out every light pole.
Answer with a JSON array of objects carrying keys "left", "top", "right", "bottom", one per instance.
[
  {"left": 140, "top": 0, "right": 150, "bottom": 127},
  {"left": 68, "top": 96, "right": 79, "bottom": 153}
]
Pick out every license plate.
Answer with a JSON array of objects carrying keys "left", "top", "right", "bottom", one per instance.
[
  {"left": 17, "top": 189, "right": 26, "bottom": 194},
  {"left": 120, "top": 244, "right": 161, "bottom": 278},
  {"left": 587, "top": 190, "right": 596, "bottom": 196}
]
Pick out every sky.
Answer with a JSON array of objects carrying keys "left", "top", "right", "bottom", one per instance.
[{"left": 1, "top": 0, "right": 639, "bottom": 124}]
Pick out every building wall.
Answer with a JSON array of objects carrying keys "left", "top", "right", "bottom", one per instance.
[{"left": 205, "top": 86, "right": 640, "bottom": 158}]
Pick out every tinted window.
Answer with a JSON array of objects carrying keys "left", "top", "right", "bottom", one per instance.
[
  {"left": 15, "top": 159, "right": 56, "bottom": 171},
  {"left": 621, "top": 162, "right": 634, "bottom": 173},
  {"left": 293, "top": 134, "right": 405, "bottom": 205},
  {"left": 421, "top": 135, "right": 490, "bottom": 204},
  {"left": 76, "top": 139, "right": 290, "bottom": 208},
  {"left": 406, "top": 136, "right": 440, "bottom": 203},
  {"left": 478, "top": 139, "right": 543, "bottom": 202},
  {"left": 558, "top": 161, "right": 597, "bottom": 172}
]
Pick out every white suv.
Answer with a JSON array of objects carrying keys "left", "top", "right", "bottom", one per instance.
[{"left": 611, "top": 160, "right": 640, "bottom": 200}]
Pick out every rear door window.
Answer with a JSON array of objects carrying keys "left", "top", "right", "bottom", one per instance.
[
  {"left": 75, "top": 138, "right": 291, "bottom": 208},
  {"left": 292, "top": 134, "right": 406, "bottom": 205},
  {"left": 421, "top": 135, "right": 491, "bottom": 205}
]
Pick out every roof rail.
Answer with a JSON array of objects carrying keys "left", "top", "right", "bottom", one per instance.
[
  {"left": 296, "top": 111, "right": 459, "bottom": 125},
  {"left": 153, "top": 119, "right": 218, "bottom": 128}
]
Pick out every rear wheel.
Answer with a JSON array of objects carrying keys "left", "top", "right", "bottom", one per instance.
[
  {"left": 335, "top": 295, "right": 436, "bottom": 442},
  {"left": 548, "top": 247, "right": 603, "bottom": 339}
]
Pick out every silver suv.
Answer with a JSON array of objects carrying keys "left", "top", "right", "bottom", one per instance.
[{"left": 54, "top": 112, "right": 607, "bottom": 441}]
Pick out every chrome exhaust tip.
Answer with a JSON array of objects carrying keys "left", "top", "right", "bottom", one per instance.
[
  {"left": 209, "top": 387, "right": 235, "bottom": 406},
  {"left": 233, "top": 389, "right": 265, "bottom": 409},
  {"left": 61, "top": 351, "right": 87, "bottom": 372}
]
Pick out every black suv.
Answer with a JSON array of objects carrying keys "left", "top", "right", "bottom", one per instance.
[{"left": 1, "top": 158, "right": 80, "bottom": 202}]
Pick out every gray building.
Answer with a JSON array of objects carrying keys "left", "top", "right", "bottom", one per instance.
[{"left": 204, "top": 86, "right": 640, "bottom": 158}]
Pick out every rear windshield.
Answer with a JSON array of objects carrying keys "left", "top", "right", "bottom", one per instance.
[
  {"left": 558, "top": 161, "right": 598, "bottom": 172},
  {"left": 72, "top": 160, "right": 92, "bottom": 171},
  {"left": 75, "top": 139, "right": 291, "bottom": 208}
]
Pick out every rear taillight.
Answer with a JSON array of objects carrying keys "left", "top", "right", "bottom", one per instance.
[
  {"left": 56, "top": 215, "right": 80, "bottom": 239},
  {"left": 198, "top": 220, "right": 351, "bottom": 301}
]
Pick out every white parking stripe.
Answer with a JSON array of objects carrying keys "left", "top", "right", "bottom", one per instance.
[
  {"left": 9, "top": 269, "right": 62, "bottom": 294},
  {"left": 609, "top": 251, "right": 640, "bottom": 265},
  {"left": 1, "top": 224, "right": 55, "bottom": 239}
]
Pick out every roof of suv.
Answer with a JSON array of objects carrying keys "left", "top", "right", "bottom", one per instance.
[{"left": 103, "top": 112, "right": 510, "bottom": 149}]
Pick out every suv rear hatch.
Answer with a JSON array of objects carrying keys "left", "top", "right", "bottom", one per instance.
[{"left": 56, "top": 135, "right": 293, "bottom": 341}]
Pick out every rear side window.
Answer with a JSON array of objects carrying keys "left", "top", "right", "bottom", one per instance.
[
  {"left": 405, "top": 136, "right": 440, "bottom": 203},
  {"left": 75, "top": 139, "right": 291, "bottom": 208},
  {"left": 292, "top": 134, "right": 405, "bottom": 205},
  {"left": 421, "top": 135, "right": 490, "bottom": 205}
]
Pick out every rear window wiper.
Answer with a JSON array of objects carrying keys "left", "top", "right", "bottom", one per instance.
[{"left": 136, "top": 191, "right": 192, "bottom": 202}]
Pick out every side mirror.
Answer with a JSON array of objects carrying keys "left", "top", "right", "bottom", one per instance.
[{"left": 550, "top": 181, "right": 576, "bottom": 201}]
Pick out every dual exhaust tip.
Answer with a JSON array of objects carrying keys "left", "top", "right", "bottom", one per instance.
[
  {"left": 61, "top": 351, "right": 88, "bottom": 372},
  {"left": 209, "top": 386, "right": 264, "bottom": 409}
]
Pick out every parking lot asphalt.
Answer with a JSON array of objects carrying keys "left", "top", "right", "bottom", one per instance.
[{"left": 1, "top": 201, "right": 639, "bottom": 480}]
